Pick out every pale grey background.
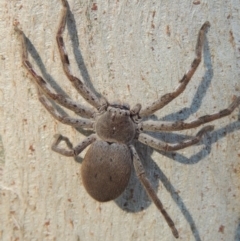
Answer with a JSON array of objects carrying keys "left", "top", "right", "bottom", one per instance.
[{"left": 0, "top": 0, "right": 240, "bottom": 240}]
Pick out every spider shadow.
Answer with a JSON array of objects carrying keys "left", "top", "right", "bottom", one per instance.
[
  {"left": 115, "top": 118, "right": 240, "bottom": 241},
  {"left": 160, "top": 29, "right": 213, "bottom": 122},
  {"left": 24, "top": 36, "right": 71, "bottom": 97},
  {"left": 115, "top": 133, "right": 208, "bottom": 240},
  {"left": 22, "top": 29, "right": 94, "bottom": 144},
  {"left": 235, "top": 219, "right": 240, "bottom": 241},
  {"left": 65, "top": 0, "right": 100, "bottom": 98},
  {"left": 114, "top": 32, "right": 238, "bottom": 237},
  {"left": 115, "top": 23, "right": 240, "bottom": 240},
  {"left": 23, "top": 1, "right": 99, "bottom": 99},
  {"left": 22, "top": 3, "right": 102, "bottom": 144},
  {"left": 158, "top": 119, "right": 240, "bottom": 164},
  {"left": 115, "top": 138, "right": 206, "bottom": 241}
]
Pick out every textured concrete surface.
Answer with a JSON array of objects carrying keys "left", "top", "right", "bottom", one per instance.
[{"left": 0, "top": 0, "right": 240, "bottom": 240}]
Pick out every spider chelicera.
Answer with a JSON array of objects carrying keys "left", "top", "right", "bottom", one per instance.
[{"left": 16, "top": 0, "right": 240, "bottom": 238}]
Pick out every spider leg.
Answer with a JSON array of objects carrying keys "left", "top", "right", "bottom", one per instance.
[
  {"left": 38, "top": 91, "right": 94, "bottom": 129},
  {"left": 57, "top": 0, "right": 105, "bottom": 109},
  {"left": 15, "top": 27, "right": 94, "bottom": 119},
  {"left": 52, "top": 133, "right": 97, "bottom": 156},
  {"left": 140, "top": 96, "right": 240, "bottom": 131},
  {"left": 129, "top": 145, "right": 179, "bottom": 239},
  {"left": 140, "top": 21, "right": 210, "bottom": 117},
  {"left": 139, "top": 125, "right": 214, "bottom": 151}
]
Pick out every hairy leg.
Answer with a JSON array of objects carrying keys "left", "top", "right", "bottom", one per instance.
[
  {"left": 52, "top": 133, "right": 97, "bottom": 156},
  {"left": 129, "top": 145, "right": 179, "bottom": 238},
  {"left": 140, "top": 21, "right": 210, "bottom": 117},
  {"left": 39, "top": 91, "right": 94, "bottom": 128},
  {"left": 15, "top": 27, "right": 95, "bottom": 119},
  {"left": 140, "top": 96, "right": 240, "bottom": 132},
  {"left": 57, "top": 0, "right": 106, "bottom": 109},
  {"left": 139, "top": 125, "right": 214, "bottom": 151}
]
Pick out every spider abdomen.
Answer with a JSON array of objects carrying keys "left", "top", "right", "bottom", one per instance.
[{"left": 81, "top": 140, "right": 132, "bottom": 202}]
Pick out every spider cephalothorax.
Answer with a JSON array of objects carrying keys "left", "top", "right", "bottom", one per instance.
[
  {"left": 16, "top": 0, "right": 240, "bottom": 238},
  {"left": 94, "top": 103, "right": 139, "bottom": 144}
]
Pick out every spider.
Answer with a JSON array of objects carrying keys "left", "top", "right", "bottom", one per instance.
[{"left": 16, "top": 0, "right": 240, "bottom": 239}]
